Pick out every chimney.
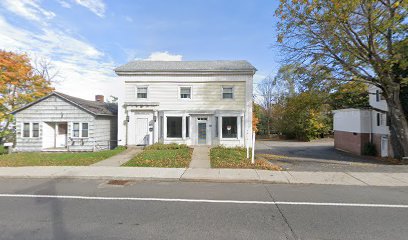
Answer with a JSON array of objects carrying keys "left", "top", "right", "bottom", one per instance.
[{"left": 95, "top": 95, "right": 104, "bottom": 102}]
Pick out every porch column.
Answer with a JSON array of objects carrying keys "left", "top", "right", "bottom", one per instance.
[
  {"left": 163, "top": 114, "right": 167, "bottom": 141},
  {"left": 237, "top": 116, "right": 241, "bottom": 139},
  {"left": 218, "top": 116, "right": 222, "bottom": 139},
  {"left": 182, "top": 115, "right": 186, "bottom": 140}
]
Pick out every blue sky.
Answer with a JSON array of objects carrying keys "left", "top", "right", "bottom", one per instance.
[{"left": 0, "top": 0, "right": 281, "bottom": 99}]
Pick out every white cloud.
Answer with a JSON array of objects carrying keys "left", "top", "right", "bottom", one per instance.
[
  {"left": 0, "top": 15, "right": 119, "bottom": 99},
  {"left": 1, "top": 0, "right": 56, "bottom": 22},
  {"left": 74, "top": 0, "right": 105, "bottom": 17},
  {"left": 125, "top": 16, "right": 133, "bottom": 22},
  {"left": 57, "top": 0, "right": 72, "bottom": 8},
  {"left": 146, "top": 51, "right": 183, "bottom": 61}
]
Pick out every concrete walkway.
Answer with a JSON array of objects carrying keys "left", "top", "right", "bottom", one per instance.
[
  {"left": 0, "top": 166, "right": 407, "bottom": 186},
  {"left": 189, "top": 146, "right": 211, "bottom": 169},
  {"left": 91, "top": 147, "right": 142, "bottom": 167}
]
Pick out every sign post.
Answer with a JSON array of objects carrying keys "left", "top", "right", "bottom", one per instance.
[{"left": 251, "top": 131, "right": 255, "bottom": 164}]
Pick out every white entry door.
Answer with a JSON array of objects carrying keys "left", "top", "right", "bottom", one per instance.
[
  {"left": 381, "top": 136, "right": 389, "bottom": 157},
  {"left": 55, "top": 123, "right": 67, "bottom": 148},
  {"left": 135, "top": 118, "right": 149, "bottom": 145}
]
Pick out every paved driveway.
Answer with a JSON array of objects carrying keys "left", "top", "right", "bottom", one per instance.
[{"left": 256, "top": 139, "right": 408, "bottom": 172}]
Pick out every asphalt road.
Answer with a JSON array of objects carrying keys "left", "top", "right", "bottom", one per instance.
[
  {"left": 0, "top": 179, "right": 407, "bottom": 240},
  {"left": 256, "top": 139, "right": 408, "bottom": 172}
]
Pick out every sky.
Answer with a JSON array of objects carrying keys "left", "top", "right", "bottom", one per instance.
[{"left": 0, "top": 0, "right": 282, "bottom": 100}]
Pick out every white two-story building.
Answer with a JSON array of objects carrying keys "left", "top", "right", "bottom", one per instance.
[
  {"left": 333, "top": 85, "right": 391, "bottom": 157},
  {"left": 115, "top": 60, "right": 256, "bottom": 147}
]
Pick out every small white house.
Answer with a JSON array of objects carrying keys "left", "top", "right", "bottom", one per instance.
[
  {"left": 115, "top": 60, "right": 256, "bottom": 147},
  {"left": 333, "top": 85, "right": 391, "bottom": 157},
  {"left": 11, "top": 92, "right": 118, "bottom": 152}
]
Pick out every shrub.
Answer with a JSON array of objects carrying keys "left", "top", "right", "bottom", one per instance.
[{"left": 362, "top": 142, "right": 377, "bottom": 156}]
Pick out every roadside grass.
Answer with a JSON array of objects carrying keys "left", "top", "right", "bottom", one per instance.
[
  {"left": 210, "top": 146, "right": 283, "bottom": 171},
  {"left": 0, "top": 146, "right": 6, "bottom": 155},
  {"left": 123, "top": 143, "right": 193, "bottom": 168},
  {"left": 0, "top": 148, "right": 125, "bottom": 167}
]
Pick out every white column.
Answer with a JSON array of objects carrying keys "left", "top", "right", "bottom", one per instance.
[
  {"left": 163, "top": 114, "right": 167, "bottom": 141},
  {"left": 237, "top": 116, "right": 241, "bottom": 140},
  {"left": 182, "top": 115, "right": 186, "bottom": 140},
  {"left": 218, "top": 116, "right": 222, "bottom": 140}
]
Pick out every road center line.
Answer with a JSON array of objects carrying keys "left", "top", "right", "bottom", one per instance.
[{"left": 0, "top": 194, "right": 407, "bottom": 208}]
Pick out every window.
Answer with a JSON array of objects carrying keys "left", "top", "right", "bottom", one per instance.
[
  {"left": 23, "top": 123, "right": 30, "bottom": 137},
  {"left": 73, "top": 123, "right": 80, "bottom": 137},
  {"left": 32, "top": 123, "right": 39, "bottom": 137},
  {"left": 167, "top": 117, "right": 182, "bottom": 138},
  {"left": 215, "top": 117, "right": 218, "bottom": 137},
  {"left": 222, "top": 117, "right": 237, "bottom": 138},
  {"left": 137, "top": 87, "right": 147, "bottom": 99},
  {"left": 82, "top": 123, "right": 89, "bottom": 137},
  {"left": 180, "top": 87, "right": 191, "bottom": 99},
  {"left": 197, "top": 118, "right": 207, "bottom": 121},
  {"left": 222, "top": 87, "right": 233, "bottom": 99},
  {"left": 376, "top": 90, "right": 380, "bottom": 102},
  {"left": 186, "top": 116, "right": 190, "bottom": 138}
]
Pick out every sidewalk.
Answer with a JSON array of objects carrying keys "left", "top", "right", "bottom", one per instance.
[
  {"left": 0, "top": 166, "right": 407, "bottom": 186},
  {"left": 189, "top": 146, "right": 211, "bottom": 168},
  {"left": 91, "top": 147, "right": 142, "bottom": 167}
]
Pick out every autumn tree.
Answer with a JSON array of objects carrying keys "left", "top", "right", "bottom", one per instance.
[
  {"left": 0, "top": 50, "right": 54, "bottom": 143},
  {"left": 276, "top": 0, "right": 408, "bottom": 158}
]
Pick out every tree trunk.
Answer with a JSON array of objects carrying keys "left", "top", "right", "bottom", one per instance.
[{"left": 385, "top": 85, "right": 408, "bottom": 159}]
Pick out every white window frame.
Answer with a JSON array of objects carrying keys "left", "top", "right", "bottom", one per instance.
[
  {"left": 222, "top": 86, "right": 234, "bottom": 100},
  {"left": 178, "top": 86, "right": 192, "bottom": 100},
  {"left": 71, "top": 122, "right": 89, "bottom": 138},
  {"left": 163, "top": 113, "right": 190, "bottom": 140},
  {"left": 136, "top": 86, "right": 149, "bottom": 99},
  {"left": 21, "top": 122, "right": 40, "bottom": 138}
]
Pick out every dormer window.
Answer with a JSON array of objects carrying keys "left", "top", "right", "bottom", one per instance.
[{"left": 137, "top": 87, "right": 148, "bottom": 99}]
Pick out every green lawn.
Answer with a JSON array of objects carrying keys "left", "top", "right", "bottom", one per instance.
[
  {"left": 0, "top": 148, "right": 125, "bottom": 167},
  {"left": 210, "top": 146, "right": 282, "bottom": 170},
  {"left": 123, "top": 143, "right": 193, "bottom": 168}
]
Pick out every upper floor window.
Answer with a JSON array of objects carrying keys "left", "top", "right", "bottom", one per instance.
[
  {"left": 137, "top": 87, "right": 148, "bottom": 99},
  {"left": 180, "top": 87, "right": 191, "bottom": 99},
  {"left": 222, "top": 87, "right": 233, "bottom": 99},
  {"left": 375, "top": 90, "right": 380, "bottom": 102}
]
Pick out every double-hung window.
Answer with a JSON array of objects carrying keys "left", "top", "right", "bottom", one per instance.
[
  {"left": 180, "top": 87, "right": 191, "bottom": 99},
  {"left": 23, "top": 123, "right": 30, "bottom": 137},
  {"left": 222, "top": 87, "right": 233, "bottom": 99},
  {"left": 73, "top": 122, "right": 89, "bottom": 138},
  {"left": 32, "top": 123, "right": 39, "bottom": 137},
  {"left": 137, "top": 87, "right": 148, "bottom": 99}
]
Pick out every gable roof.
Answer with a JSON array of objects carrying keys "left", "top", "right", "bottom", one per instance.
[
  {"left": 11, "top": 92, "right": 117, "bottom": 116},
  {"left": 114, "top": 60, "right": 257, "bottom": 74}
]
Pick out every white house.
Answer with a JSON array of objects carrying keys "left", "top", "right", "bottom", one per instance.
[
  {"left": 114, "top": 60, "right": 256, "bottom": 147},
  {"left": 11, "top": 92, "right": 118, "bottom": 152},
  {"left": 333, "top": 85, "right": 391, "bottom": 157}
]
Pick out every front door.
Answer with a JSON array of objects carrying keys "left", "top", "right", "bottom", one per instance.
[
  {"left": 135, "top": 118, "right": 149, "bottom": 145},
  {"left": 198, "top": 122, "right": 207, "bottom": 145},
  {"left": 55, "top": 123, "right": 67, "bottom": 148},
  {"left": 381, "top": 136, "right": 388, "bottom": 157}
]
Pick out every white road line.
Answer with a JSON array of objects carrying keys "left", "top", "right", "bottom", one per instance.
[{"left": 0, "top": 194, "right": 407, "bottom": 208}]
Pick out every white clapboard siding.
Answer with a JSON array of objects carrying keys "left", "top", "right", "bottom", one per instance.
[
  {"left": 125, "top": 81, "right": 246, "bottom": 111},
  {"left": 14, "top": 95, "right": 115, "bottom": 152}
]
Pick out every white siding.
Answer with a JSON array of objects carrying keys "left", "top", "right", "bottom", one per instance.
[
  {"left": 14, "top": 95, "right": 116, "bottom": 152},
  {"left": 333, "top": 109, "right": 372, "bottom": 133}
]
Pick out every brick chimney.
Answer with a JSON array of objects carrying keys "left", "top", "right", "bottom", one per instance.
[{"left": 95, "top": 95, "right": 104, "bottom": 102}]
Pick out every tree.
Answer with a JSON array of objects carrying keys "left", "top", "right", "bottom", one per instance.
[
  {"left": 0, "top": 50, "right": 54, "bottom": 143},
  {"left": 276, "top": 0, "right": 408, "bottom": 158},
  {"left": 330, "top": 82, "right": 369, "bottom": 109}
]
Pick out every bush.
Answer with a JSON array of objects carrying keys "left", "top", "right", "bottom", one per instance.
[
  {"left": 144, "top": 143, "right": 189, "bottom": 150},
  {"left": 362, "top": 142, "right": 377, "bottom": 156},
  {"left": 0, "top": 146, "right": 6, "bottom": 155}
]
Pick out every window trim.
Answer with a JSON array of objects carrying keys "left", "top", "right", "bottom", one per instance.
[
  {"left": 136, "top": 86, "right": 149, "bottom": 99},
  {"left": 222, "top": 86, "right": 234, "bottom": 100},
  {"left": 71, "top": 122, "right": 89, "bottom": 138},
  {"left": 178, "top": 86, "right": 192, "bottom": 100}
]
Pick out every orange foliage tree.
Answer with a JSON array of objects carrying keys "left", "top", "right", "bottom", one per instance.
[
  {"left": 0, "top": 50, "right": 54, "bottom": 142},
  {"left": 252, "top": 103, "right": 259, "bottom": 133}
]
